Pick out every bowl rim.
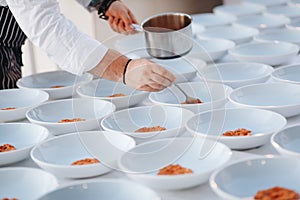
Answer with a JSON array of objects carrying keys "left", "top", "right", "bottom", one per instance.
[
  {"left": 0, "top": 88, "right": 49, "bottom": 111},
  {"left": 26, "top": 98, "right": 116, "bottom": 125},
  {"left": 30, "top": 130, "right": 136, "bottom": 169},
  {"left": 232, "top": 13, "right": 290, "bottom": 29},
  {"left": 209, "top": 155, "right": 300, "bottom": 200},
  {"left": 118, "top": 137, "right": 232, "bottom": 179},
  {"left": 213, "top": 2, "right": 266, "bottom": 17},
  {"left": 271, "top": 63, "right": 300, "bottom": 84},
  {"left": 194, "top": 38, "right": 236, "bottom": 54},
  {"left": 228, "top": 41, "right": 300, "bottom": 58},
  {"left": 254, "top": 28, "right": 300, "bottom": 43},
  {"left": 266, "top": 4, "right": 300, "bottom": 18},
  {"left": 198, "top": 62, "right": 273, "bottom": 83},
  {"left": 243, "top": 0, "right": 288, "bottom": 6},
  {"left": 76, "top": 79, "right": 148, "bottom": 99},
  {"left": 198, "top": 25, "right": 259, "bottom": 41},
  {"left": 191, "top": 13, "right": 237, "bottom": 27},
  {"left": 0, "top": 123, "right": 49, "bottom": 155},
  {"left": 228, "top": 82, "right": 300, "bottom": 108},
  {"left": 37, "top": 179, "right": 160, "bottom": 199},
  {"left": 101, "top": 105, "right": 194, "bottom": 135},
  {"left": 149, "top": 82, "right": 232, "bottom": 108},
  {"left": 16, "top": 70, "right": 93, "bottom": 91},
  {"left": 185, "top": 107, "right": 287, "bottom": 140},
  {"left": 271, "top": 123, "right": 300, "bottom": 157}
]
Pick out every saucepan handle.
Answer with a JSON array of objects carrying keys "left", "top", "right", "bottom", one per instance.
[{"left": 131, "top": 24, "right": 143, "bottom": 32}]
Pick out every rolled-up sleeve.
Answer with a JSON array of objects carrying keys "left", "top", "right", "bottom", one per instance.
[{"left": 6, "top": 0, "right": 108, "bottom": 75}]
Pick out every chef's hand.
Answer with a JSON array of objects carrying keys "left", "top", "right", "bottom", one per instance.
[
  {"left": 106, "top": 1, "right": 138, "bottom": 34},
  {"left": 125, "top": 59, "right": 176, "bottom": 92}
]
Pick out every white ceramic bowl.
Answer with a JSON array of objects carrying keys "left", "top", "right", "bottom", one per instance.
[
  {"left": 149, "top": 82, "right": 233, "bottom": 113},
  {"left": 242, "top": 0, "right": 287, "bottom": 7},
  {"left": 0, "top": 88, "right": 49, "bottom": 122},
  {"left": 0, "top": 167, "right": 58, "bottom": 200},
  {"left": 0, "top": 123, "right": 49, "bottom": 166},
  {"left": 271, "top": 64, "right": 300, "bottom": 84},
  {"left": 213, "top": 3, "right": 266, "bottom": 17},
  {"left": 17, "top": 71, "right": 93, "bottom": 100},
  {"left": 101, "top": 105, "right": 194, "bottom": 144},
  {"left": 210, "top": 157, "right": 300, "bottom": 200},
  {"left": 288, "top": 0, "right": 300, "bottom": 6},
  {"left": 119, "top": 137, "right": 232, "bottom": 190},
  {"left": 198, "top": 62, "right": 273, "bottom": 88},
  {"left": 38, "top": 180, "right": 159, "bottom": 200},
  {"left": 77, "top": 79, "right": 148, "bottom": 110},
  {"left": 229, "top": 82, "right": 300, "bottom": 117},
  {"left": 31, "top": 131, "right": 135, "bottom": 178},
  {"left": 271, "top": 125, "right": 300, "bottom": 158},
  {"left": 266, "top": 5, "right": 300, "bottom": 21},
  {"left": 229, "top": 41, "right": 299, "bottom": 66},
  {"left": 190, "top": 38, "right": 235, "bottom": 62},
  {"left": 196, "top": 25, "right": 259, "bottom": 44},
  {"left": 191, "top": 13, "right": 236, "bottom": 30},
  {"left": 150, "top": 56, "right": 205, "bottom": 83},
  {"left": 26, "top": 98, "right": 116, "bottom": 135},
  {"left": 286, "top": 20, "right": 300, "bottom": 30},
  {"left": 186, "top": 108, "right": 286, "bottom": 150},
  {"left": 232, "top": 14, "right": 290, "bottom": 31},
  {"left": 255, "top": 29, "right": 300, "bottom": 46}
]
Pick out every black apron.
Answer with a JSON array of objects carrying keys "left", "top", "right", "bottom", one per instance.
[{"left": 0, "top": 6, "right": 27, "bottom": 90}]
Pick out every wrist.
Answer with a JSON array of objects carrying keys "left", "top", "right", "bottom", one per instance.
[{"left": 96, "top": 0, "right": 118, "bottom": 20}]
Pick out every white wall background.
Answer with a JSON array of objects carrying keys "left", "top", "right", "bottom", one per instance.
[{"left": 21, "top": 0, "right": 227, "bottom": 77}]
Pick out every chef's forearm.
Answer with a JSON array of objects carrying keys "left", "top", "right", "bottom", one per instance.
[{"left": 89, "top": 49, "right": 129, "bottom": 82}]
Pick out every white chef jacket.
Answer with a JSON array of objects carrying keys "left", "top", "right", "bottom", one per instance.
[{"left": 0, "top": 0, "right": 108, "bottom": 75}]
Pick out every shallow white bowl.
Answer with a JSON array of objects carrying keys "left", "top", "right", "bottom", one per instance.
[
  {"left": 286, "top": 20, "right": 300, "bottom": 30},
  {"left": 255, "top": 29, "right": 300, "bottom": 46},
  {"left": 186, "top": 108, "right": 286, "bottom": 150},
  {"left": 196, "top": 25, "right": 259, "bottom": 44},
  {"left": 210, "top": 157, "right": 300, "bottom": 200},
  {"left": 77, "top": 79, "right": 148, "bottom": 110},
  {"left": 271, "top": 125, "right": 300, "bottom": 158},
  {"left": 26, "top": 98, "right": 116, "bottom": 135},
  {"left": 149, "top": 82, "right": 233, "bottom": 113},
  {"left": 150, "top": 56, "right": 205, "bottom": 83},
  {"left": 119, "top": 137, "right": 232, "bottom": 190},
  {"left": 213, "top": 3, "right": 266, "bottom": 17},
  {"left": 31, "top": 131, "right": 135, "bottom": 178},
  {"left": 242, "top": 0, "right": 287, "bottom": 7},
  {"left": 229, "top": 41, "right": 299, "bottom": 66},
  {"left": 191, "top": 13, "right": 236, "bottom": 30},
  {"left": 229, "top": 82, "right": 300, "bottom": 117},
  {"left": 0, "top": 167, "right": 58, "bottom": 200},
  {"left": 271, "top": 64, "right": 300, "bottom": 84},
  {"left": 0, "top": 123, "right": 49, "bottom": 166},
  {"left": 101, "top": 105, "right": 194, "bottom": 144},
  {"left": 38, "top": 179, "right": 159, "bottom": 200},
  {"left": 0, "top": 88, "right": 49, "bottom": 122},
  {"left": 198, "top": 62, "right": 273, "bottom": 88},
  {"left": 288, "top": 0, "right": 300, "bottom": 6},
  {"left": 232, "top": 14, "right": 290, "bottom": 31},
  {"left": 190, "top": 38, "right": 235, "bottom": 62},
  {"left": 266, "top": 5, "right": 300, "bottom": 20},
  {"left": 17, "top": 71, "right": 93, "bottom": 100}
]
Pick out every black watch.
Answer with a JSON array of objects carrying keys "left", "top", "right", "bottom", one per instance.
[{"left": 90, "top": 0, "right": 117, "bottom": 20}]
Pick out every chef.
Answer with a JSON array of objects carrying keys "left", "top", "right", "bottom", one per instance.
[{"left": 0, "top": 0, "right": 175, "bottom": 91}]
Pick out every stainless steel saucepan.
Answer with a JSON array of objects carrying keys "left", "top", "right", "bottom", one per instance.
[{"left": 133, "top": 12, "right": 193, "bottom": 59}]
